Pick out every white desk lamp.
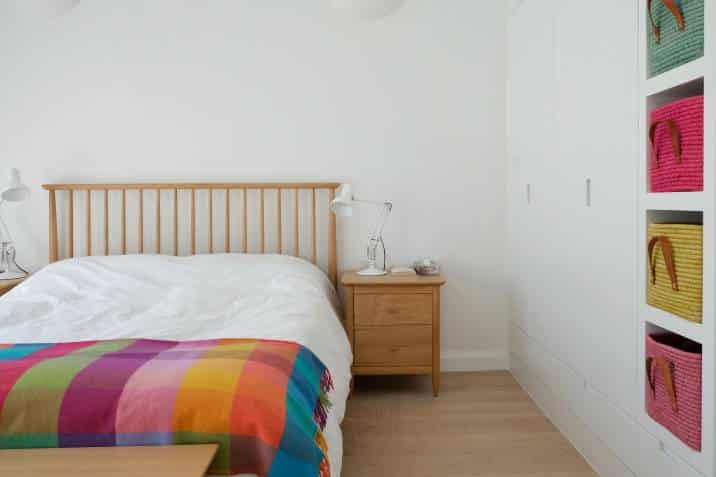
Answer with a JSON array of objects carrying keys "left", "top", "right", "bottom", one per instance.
[
  {"left": 0, "top": 168, "right": 30, "bottom": 280},
  {"left": 330, "top": 183, "right": 392, "bottom": 276}
]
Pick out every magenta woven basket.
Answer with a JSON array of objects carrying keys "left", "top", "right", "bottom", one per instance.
[
  {"left": 649, "top": 95, "right": 704, "bottom": 192},
  {"left": 645, "top": 333, "right": 702, "bottom": 451}
]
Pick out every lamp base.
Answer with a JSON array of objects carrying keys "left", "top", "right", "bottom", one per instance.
[
  {"left": 357, "top": 265, "right": 387, "bottom": 276},
  {"left": 0, "top": 270, "right": 27, "bottom": 280}
]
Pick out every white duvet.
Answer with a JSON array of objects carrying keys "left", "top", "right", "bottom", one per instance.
[{"left": 0, "top": 253, "right": 352, "bottom": 477}]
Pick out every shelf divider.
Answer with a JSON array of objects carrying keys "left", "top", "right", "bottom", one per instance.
[{"left": 645, "top": 57, "right": 705, "bottom": 97}]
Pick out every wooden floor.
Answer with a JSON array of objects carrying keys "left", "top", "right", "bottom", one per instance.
[{"left": 342, "top": 372, "right": 597, "bottom": 477}]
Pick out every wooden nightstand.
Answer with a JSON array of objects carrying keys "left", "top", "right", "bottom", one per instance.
[
  {"left": 341, "top": 271, "right": 446, "bottom": 396},
  {"left": 0, "top": 277, "right": 25, "bottom": 298}
]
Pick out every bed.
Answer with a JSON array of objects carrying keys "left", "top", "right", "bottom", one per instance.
[{"left": 0, "top": 182, "right": 352, "bottom": 477}]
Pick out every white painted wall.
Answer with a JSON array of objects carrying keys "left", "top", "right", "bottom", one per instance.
[{"left": 0, "top": 0, "right": 509, "bottom": 371}]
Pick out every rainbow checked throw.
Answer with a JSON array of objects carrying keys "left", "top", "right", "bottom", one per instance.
[{"left": 0, "top": 338, "right": 333, "bottom": 477}]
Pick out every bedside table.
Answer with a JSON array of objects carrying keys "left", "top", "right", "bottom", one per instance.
[
  {"left": 0, "top": 277, "right": 25, "bottom": 298},
  {"left": 341, "top": 271, "right": 446, "bottom": 396}
]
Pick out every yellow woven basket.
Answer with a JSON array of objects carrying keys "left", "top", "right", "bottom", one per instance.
[{"left": 647, "top": 223, "right": 703, "bottom": 323}]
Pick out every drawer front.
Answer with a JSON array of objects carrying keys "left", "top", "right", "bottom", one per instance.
[
  {"left": 354, "top": 293, "right": 433, "bottom": 327},
  {"left": 354, "top": 326, "right": 432, "bottom": 366}
]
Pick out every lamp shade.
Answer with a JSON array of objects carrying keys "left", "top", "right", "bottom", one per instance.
[
  {"left": 330, "top": 183, "right": 354, "bottom": 217},
  {"left": 1, "top": 169, "right": 30, "bottom": 202}
]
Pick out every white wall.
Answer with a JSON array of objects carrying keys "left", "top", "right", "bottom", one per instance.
[{"left": 0, "top": 0, "right": 509, "bottom": 371}]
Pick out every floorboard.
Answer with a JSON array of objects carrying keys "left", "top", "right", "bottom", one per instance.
[{"left": 341, "top": 371, "right": 597, "bottom": 477}]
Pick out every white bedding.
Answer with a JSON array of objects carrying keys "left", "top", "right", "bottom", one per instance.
[{"left": 0, "top": 253, "right": 352, "bottom": 477}]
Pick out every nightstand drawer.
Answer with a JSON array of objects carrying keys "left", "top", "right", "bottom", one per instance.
[
  {"left": 354, "top": 293, "right": 433, "bottom": 327},
  {"left": 354, "top": 326, "right": 432, "bottom": 366}
]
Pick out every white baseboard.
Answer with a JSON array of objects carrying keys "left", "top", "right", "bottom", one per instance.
[
  {"left": 510, "top": 352, "right": 635, "bottom": 477},
  {"left": 509, "top": 323, "right": 703, "bottom": 477},
  {"left": 441, "top": 349, "right": 509, "bottom": 372}
]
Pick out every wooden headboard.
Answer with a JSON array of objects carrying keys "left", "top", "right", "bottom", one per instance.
[{"left": 42, "top": 182, "right": 340, "bottom": 285}]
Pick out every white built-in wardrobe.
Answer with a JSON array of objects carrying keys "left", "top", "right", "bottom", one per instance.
[{"left": 508, "top": 1, "right": 713, "bottom": 476}]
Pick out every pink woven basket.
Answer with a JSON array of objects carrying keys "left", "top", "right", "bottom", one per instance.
[
  {"left": 649, "top": 95, "right": 704, "bottom": 192},
  {"left": 645, "top": 333, "right": 702, "bottom": 451}
]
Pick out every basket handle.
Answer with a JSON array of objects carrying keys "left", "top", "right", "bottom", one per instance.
[
  {"left": 648, "top": 235, "right": 679, "bottom": 291},
  {"left": 649, "top": 119, "right": 681, "bottom": 168},
  {"left": 646, "top": 356, "right": 678, "bottom": 412},
  {"left": 648, "top": 0, "right": 686, "bottom": 44}
]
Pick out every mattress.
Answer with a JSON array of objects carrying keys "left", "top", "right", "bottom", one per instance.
[{"left": 0, "top": 253, "right": 352, "bottom": 477}]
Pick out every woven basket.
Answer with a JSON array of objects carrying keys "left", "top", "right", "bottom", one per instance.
[
  {"left": 647, "top": 223, "right": 702, "bottom": 323},
  {"left": 648, "top": 0, "right": 704, "bottom": 77},
  {"left": 646, "top": 333, "right": 702, "bottom": 451},
  {"left": 649, "top": 96, "right": 704, "bottom": 192}
]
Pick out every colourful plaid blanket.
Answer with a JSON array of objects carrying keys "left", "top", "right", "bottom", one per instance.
[{"left": 0, "top": 338, "right": 333, "bottom": 477}]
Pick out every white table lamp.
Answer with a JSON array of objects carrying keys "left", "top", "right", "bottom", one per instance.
[
  {"left": 0, "top": 168, "right": 30, "bottom": 280},
  {"left": 331, "top": 183, "right": 392, "bottom": 276}
]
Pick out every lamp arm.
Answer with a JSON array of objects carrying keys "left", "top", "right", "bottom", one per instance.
[
  {"left": 0, "top": 199, "right": 10, "bottom": 243},
  {"left": 361, "top": 201, "right": 392, "bottom": 272},
  {"left": 369, "top": 202, "right": 392, "bottom": 242},
  {"left": 353, "top": 199, "right": 388, "bottom": 207}
]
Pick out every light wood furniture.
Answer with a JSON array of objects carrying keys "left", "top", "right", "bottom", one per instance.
[
  {"left": 42, "top": 182, "right": 340, "bottom": 285},
  {"left": 342, "top": 372, "right": 597, "bottom": 477},
  {"left": 0, "top": 277, "right": 25, "bottom": 297},
  {"left": 0, "top": 444, "right": 218, "bottom": 477},
  {"left": 341, "top": 271, "right": 445, "bottom": 396}
]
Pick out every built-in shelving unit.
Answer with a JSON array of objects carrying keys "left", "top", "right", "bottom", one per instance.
[
  {"left": 646, "top": 56, "right": 706, "bottom": 97},
  {"left": 637, "top": 1, "right": 713, "bottom": 475},
  {"left": 645, "top": 305, "right": 705, "bottom": 344},
  {"left": 644, "top": 191, "right": 705, "bottom": 212}
]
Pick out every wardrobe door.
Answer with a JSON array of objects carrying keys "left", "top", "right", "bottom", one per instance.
[
  {"left": 584, "top": 0, "right": 638, "bottom": 414},
  {"left": 507, "top": 0, "right": 557, "bottom": 345},
  {"left": 507, "top": 0, "right": 531, "bottom": 336},
  {"left": 553, "top": 0, "right": 638, "bottom": 412}
]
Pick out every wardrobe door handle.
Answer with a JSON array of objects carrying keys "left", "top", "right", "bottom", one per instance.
[
  {"left": 526, "top": 183, "right": 531, "bottom": 205},
  {"left": 585, "top": 178, "right": 592, "bottom": 207}
]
